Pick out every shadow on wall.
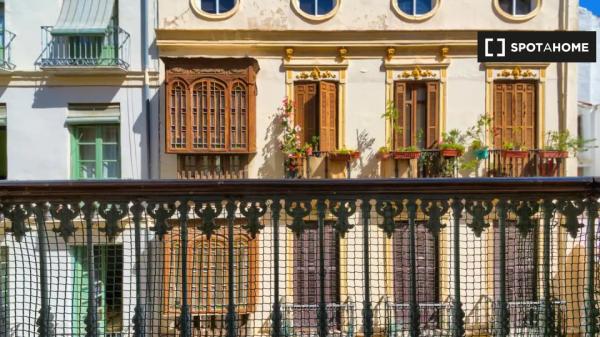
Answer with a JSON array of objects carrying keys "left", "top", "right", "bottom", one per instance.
[
  {"left": 554, "top": 244, "right": 586, "bottom": 334},
  {"left": 355, "top": 129, "right": 378, "bottom": 178},
  {"left": 257, "top": 110, "right": 284, "bottom": 178},
  {"left": 32, "top": 85, "right": 121, "bottom": 109}
]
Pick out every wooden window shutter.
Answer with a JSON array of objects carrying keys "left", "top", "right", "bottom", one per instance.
[
  {"left": 230, "top": 81, "right": 248, "bottom": 150},
  {"left": 294, "top": 82, "right": 318, "bottom": 145},
  {"left": 517, "top": 83, "right": 536, "bottom": 149},
  {"left": 426, "top": 82, "right": 440, "bottom": 148},
  {"left": 319, "top": 81, "right": 338, "bottom": 152},
  {"left": 493, "top": 82, "right": 537, "bottom": 148},
  {"left": 167, "top": 80, "right": 189, "bottom": 151},
  {"left": 394, "top": 82, "right": 407, "bottom": 149}
]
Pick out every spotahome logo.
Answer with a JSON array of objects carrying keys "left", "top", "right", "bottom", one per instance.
[{"left": 478, "top": 31, "right": 596, "bottom": 63}]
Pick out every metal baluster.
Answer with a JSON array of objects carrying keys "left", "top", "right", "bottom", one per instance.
[
  {"left": 317, "top": 199, "right": 328, "bottom": 337},
  {"left": 271, "top": 199, "right": 282, "bottom": 337},
  {"left": 361, "top": 199, "right": 373, "bottom": 337},
  {"left": 451, "top": 199, "right": 465, "bottom": 337},
  {"left": 33, "top": 204, "right": 54, "bottom": 337},
  {"left": 82, "top": 202, "right": 98, "bottom": 337},
  {"left": 406, "top": 199, "right": 420, "bottom": 337},
  {"left": 131, "top": 202, "right": 145, "bottom": 337},
  {"left": 226, "top": 200, "right": 238, "bottom": 337},
  {"left": 541, "top": 200, "right": 556, "bottom": 337},
  {"left": 586, "top": 198, "right": 599, "bottom": 337},
  {"left": 495, "top": 200, "right": 509, "bottom": 337},
  {"left": 178, "top": 202, "right": 191, "bottom": 337}
]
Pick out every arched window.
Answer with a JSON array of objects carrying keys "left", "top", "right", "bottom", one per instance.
[
  {"left": 497, "top": 0, "right": 539, "bottom": 16},
  {"left": 396, "top": 0, "right": 437, "bottom": 16},
  {"left": 295, "top": 0, "right": 339, "bottom": 17},
  {"left": 192, "top": 80, "right": 227, "bottom": 150},
  {"left": 169, "top": 81, "right": 188, "bottom": 149},
  {"left": 198, "top": 0, "right": 237, "bottom": 15}
]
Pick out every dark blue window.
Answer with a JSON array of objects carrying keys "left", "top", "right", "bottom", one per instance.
[
  {"left": 499, "top": 0, "right": 535, "bottom": 15},
  {"left": 397, "top": 0, "right": 434, "bottom": 16},
  {"left": 299, "top": 0, "right": 336, "bottom": 16},
  {"left": 200, "top": 0, "right": 237, "bottom": 14}
]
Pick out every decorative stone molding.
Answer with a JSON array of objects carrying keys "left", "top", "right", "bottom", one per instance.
[
  {"left": 497, "top": 66, "right": 537, "bottom": 80},
  {"left": 439, "top": 47, "right": 449, "bottom": 61},
  {"left": 295, "top": 67, "right": 337, "bottom": 80},
  {"left": 338, "top": 47, "right": 348, "bottom": 61},
  {"left": 285, "top": 47, "right": 294, "bottom": 62},
  {"left": 399, "top": 66, "right": 438, "bottom": 80},
  {"left": 386, "top": 47, "right": 396, "bottom": 61}
]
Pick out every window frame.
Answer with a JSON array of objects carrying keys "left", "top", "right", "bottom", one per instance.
[
  {"left": 291, "top": 0, "right": 341, "bottom": 22},
  {"left": 392, "top": 0, "right": 440, "bottom": 21},
  {"left": 190, "top": 0, "right": 241, "bottom": 20},
  {"left": 70, "top": 124, "right": 121, "bottom": 180},
  {"left": 393, "top": 80, "right": 440, "bottom": 150},
  {"left": 162, "top": 224, "right": 258, "bottom": 316},
  {"left": 494, "top": 0, "right": 541, "bottom": 21},
  {"left": 164, "top": 58, "right": 258, "bottom": 155}
]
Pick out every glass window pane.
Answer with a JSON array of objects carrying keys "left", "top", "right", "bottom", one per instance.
[
  {"left": 102, "top": 126, "right": 119, "bottom": 143},
  {"left": 219, "top": 0, "right": 236, "bottom": 12},
  {"left": 316, "top": 0, "right": 335, "bottom": 15},
  {"left": 499, "top": 0, "right": 513, "bottom": 14},
  {"left": 79, "top": 144, "right": 96, "bottom": 161},
  {"left": 299, "top": 0, "right": 316, "bottom": 15},
  {"left": 102, "top": 161, "right": 119, "bottom": 179},
  {"left": 515, "top": 0, "right": 532, "bottom": 15},
  {"left": 415, "top": 0, "right": 433, "bottom": 15},
  {"left": 103, "top": 144, "right": 119, "bottom": 161},
  {"left": 201, "top": 0, "right": 217, "bottom": 13},
  {"left": 78, "top": 127, "right": 96, "bottom": 143},
  {"left": 80, "top": 162, "right": 96, "bottom": 179},
  {"left": 398, "top": 0, "right": 414, "bottom": 15}
]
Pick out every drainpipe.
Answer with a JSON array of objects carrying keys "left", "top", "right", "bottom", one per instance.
[{"left": 141, "top": 0, "right": 152, "bottom": 178}]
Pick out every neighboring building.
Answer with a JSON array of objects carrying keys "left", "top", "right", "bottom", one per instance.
[
  {"left": 0, "top": 0, "right": 159, "bottom": 180},
  {"left": 578, "top": 7, "right": 600, "bottom": 176}
]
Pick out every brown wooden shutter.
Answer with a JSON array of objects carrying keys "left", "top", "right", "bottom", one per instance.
[
  {"left": 167, "top": 80, "right": 189, "bottom": 151},
  {"left": 493, "top": 82, "right": 536, "bottom": 148},
  {"left": 426, "top": 82, "right": 440, "bottom": 148},
  {"left": 493, "top": 83, "right": 506, "bottom": 148},
  {"left": 394, "top": 82, "right": 407, "bottom": 149},
  {"left": 319, "top": 81, "right": 338, "bottom": 152},
  {"left": 294, "top": 82, "right": 318, "bottom": 145},
  {"left": 230, "top": 81, "right": 248, "bottom": 150},
  {"left": 516, "top": 83, "right": 536, "bottom": 149}
]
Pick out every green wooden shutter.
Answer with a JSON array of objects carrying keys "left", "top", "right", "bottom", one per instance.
[{"left": 72, "top": 246, "right": 108, "bottom": 335}]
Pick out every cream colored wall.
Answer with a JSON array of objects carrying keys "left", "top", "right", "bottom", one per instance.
[{"left": 159, "top": 0, "right": 566, "bottom": 31}]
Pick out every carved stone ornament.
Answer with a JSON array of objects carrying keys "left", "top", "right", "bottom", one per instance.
[
  {"left": 296, "top": 67, "right": 337, "bottom": 80},
  {"left": 399, "top": 66, "right": 437, "bottom": 80},
  {"left": 497, "top": 66, "right": 537, "bottom": 79}
]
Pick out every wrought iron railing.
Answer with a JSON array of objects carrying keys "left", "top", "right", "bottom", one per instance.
[
  {"left": 37, "top": 26, "right": 130, "bottom": 69},
  {"left": 0, "top": 178, "right": 597, "bottom": 337},
  {"left": 486, "top": 149, "right": 566, "bottom": 177},
  {"left": 0, "top": 30, "right": 16, "bottom": 71}
]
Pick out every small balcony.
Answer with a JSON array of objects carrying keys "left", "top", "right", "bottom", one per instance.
[
  {"left": 37, "top": 26, "right": 130, "bottom": 72},
  {"left": 486, "top": 149, "right": 566, "bottom": 177},
  {"left": 0, "top": 30, "right": 16, "bottom": 71}
]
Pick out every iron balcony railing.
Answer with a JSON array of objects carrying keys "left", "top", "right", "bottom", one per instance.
[
  {"left": 486, "top": 149, "right": 567, "bottom": 178},
  {"left": 37, "top": 26, "right": 130, "bottom": 69},
  {"left": 0, "top": 178, "right": 598, "bottom": 337},
  {"left": 0, "top": 30, "right": 16, "bottom": 71}
]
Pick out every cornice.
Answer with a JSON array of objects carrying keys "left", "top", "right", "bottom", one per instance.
[{"left": 0, "top": 71, "right": 161, "bottom": 87}]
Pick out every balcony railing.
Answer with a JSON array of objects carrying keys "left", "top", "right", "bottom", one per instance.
[
  {"left": 0, "top": 30, "right": 16, "bottom": 71},
  {"left": 486, "top": 149, "right": 566, "bottom": 177},
  {"left": 37, "top": 26, "right": 130, "bottom": 69},
  {"left": 0, "top": 178, "right": 597, "bottom": 337}
]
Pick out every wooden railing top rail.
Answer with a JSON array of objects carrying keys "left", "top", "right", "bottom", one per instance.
[{"left": 0, "top": 177, "right": 596, "bottom": 202}]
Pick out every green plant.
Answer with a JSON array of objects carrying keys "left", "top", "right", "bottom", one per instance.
[
  {"left": 310, "top": 136, "right": 320, "bottom": 150},
  {"left": 466, "top": 114, "right": 492, "bottom": 151},
  {"left": 502, "top": 141, "right": 528, "bottom": 151},
  {"left": 439, "top": 129, "right": 466, "bottom": 153},
  {"left": 398, "top": 129, "right": 423, "bottom": 152},
  {"left": 378, "top": 146, "right": 391, "bottom": 154},
  {"left": 544, "top": 130, "right": 596, "bottom": 155},
  {"left": 335, "top": 147, "right": 356, "bottom": 155}
]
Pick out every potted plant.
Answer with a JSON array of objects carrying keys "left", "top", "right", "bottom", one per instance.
[
  {"left": 439, "top": 129, "right": 466, "bottom": 158},
  {"left": 329, "top": 147, "right": 361, "bottom": 162},
  {"left": 278, "top": 98, "right": 307, "bottom": 177},
  {"left": 501, "top": 142, "right": 529, "bottom": 159},
  {"left": 394, "top": 129, "right": 423, "bottom": 160},
  {"left": 466, "top": 114, "right": 492, "bottom": 160},
  {"left": 377, "top": 146, "right": 393, "bottom": 160},
  {"left": 305, "top": 136, "right": 320, "bottom": 157},
  {"left": 541, "top": 130, "right": 595, "bottom": 159}
]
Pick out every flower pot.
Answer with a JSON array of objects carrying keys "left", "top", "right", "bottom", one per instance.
[
  {"left": 501, "top": 150, "right": 529, "bottom": 159},
  {"left": 393, "top": 151, "right": 421, "bottom": 160},
  {"left": 329, "top": 151, "right": 360, "bottom": 162},
  {"left": 377, "top": 152, "right": 392, "bottom": 160},
  {"left": 441, "top": 149, "right": 462, "bottom": 158},
  {"left": 351, "top": 151, "right": 361, "bottom": 160},
  {"left": 539, "top": 150, "right": 568, "bottom": 159},
  {"left": 474, "top": 147, "right": 489, "bottom": 160},
  {"left": 312, "top": 151, "right": 321, "bottom": 158},
  {"left": 306, "top": 147, "right": 313, "bottom": 156}
]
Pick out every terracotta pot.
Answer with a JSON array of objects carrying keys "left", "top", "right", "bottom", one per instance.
[
  {"left": 539, "top": 150, "right": 568, "bottom": 159},
  {"left": 377, "top": 152, "right": 392, "bottom": 160},
  {"left": 441, "top": 149, "right": 462, "bottom": 158},
  {"left": 501, "top": 150, "right": 529, "bottom": 159},
  {"left": 329, "top": 151, "right": 360, "bottom": 162},
  {"left": 393, "top": 151, "right": 421, "bottom": 160},
  {"left": 306, "top": 147, "right": 313, "bottom": 156}
]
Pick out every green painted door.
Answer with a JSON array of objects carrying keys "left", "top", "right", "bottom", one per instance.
[{"left": 72, "top": 245, "right": 123, "bottom": 335}]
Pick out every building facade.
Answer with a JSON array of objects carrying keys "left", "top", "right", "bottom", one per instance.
[
  {"left": 0, "top": 0, "right": 159, "bottom": 180},
  {"left": 578, "top": 6, "right": 600, "bottom": 176}
]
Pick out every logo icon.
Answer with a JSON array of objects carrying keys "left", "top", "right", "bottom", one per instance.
[{"left": 485, "top": 38, "right": 506, "bottom": 58}]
